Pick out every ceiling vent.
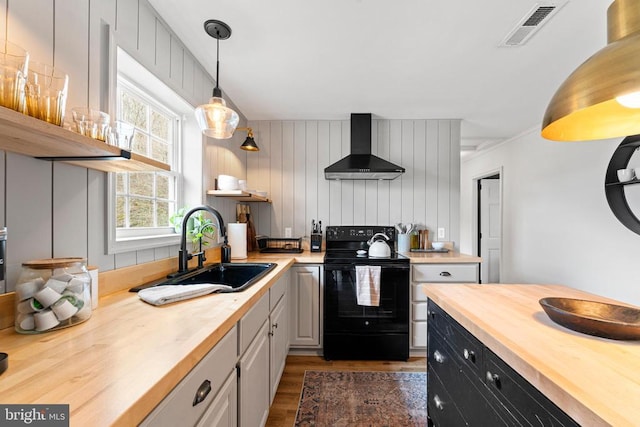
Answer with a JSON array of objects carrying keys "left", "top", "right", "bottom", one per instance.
[{"left": 500, "top": 2, "right": 568, "bottom": 47}]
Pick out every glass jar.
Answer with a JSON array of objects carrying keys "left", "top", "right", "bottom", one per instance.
[{"left": 15, "top": 258, "right": 92, "bottom": 334}]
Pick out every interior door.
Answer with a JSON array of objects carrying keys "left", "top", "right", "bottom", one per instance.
[{"left": 480, "top": 178, "right": 501, "bottom": 283}]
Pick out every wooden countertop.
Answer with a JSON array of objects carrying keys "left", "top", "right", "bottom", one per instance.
[
  {"left": 0, "top": 258, "right": 295, "bottom": 426},
  {"left": 423, "top": 284, "right": 640, "bottom": 427},
  {"left": 404, "top": 251, "right": 480, "bottom": 263}
]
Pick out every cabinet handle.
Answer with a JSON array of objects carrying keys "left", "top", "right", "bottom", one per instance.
[
  {"left": 273, "top": 322, "right": 279, "bottom": 329},
  {"left": 439, "top": 271, "right": 451, "bottom": 277},
  {"left": 486, "top": 371, "right": 501, "bottom": 388},
  {"left": 268, "top": 331, "right": 274, "bottom": 337},
  {"left": 428, "top": 310, "right": 435, "bottom": 319},
  {"left": 463, "top": 348, "right": 476, "bottom": 363},
  {"left": 433, "top": 350, "right": 445, "bottom": 364},
  {"left": 433, "top": 394, "right": 444, "bottom": 410},
  {"left": 192, "top": 379, "right": 212, "bottom": 406}
]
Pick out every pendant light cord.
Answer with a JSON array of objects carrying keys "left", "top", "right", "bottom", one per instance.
[{"left": 215, "top": 34, "right": 220, "bottom": 90}]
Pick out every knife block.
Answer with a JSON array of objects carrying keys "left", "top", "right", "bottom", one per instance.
[{"left": 310, "top": 233, "right": 323, "bottom": 252}]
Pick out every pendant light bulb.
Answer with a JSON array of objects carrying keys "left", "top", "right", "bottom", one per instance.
[
  {"left": 195, "top": 20, "right": 239, "bottom": 139},
  {"left": 616, "top": 91, "right": 640, "bottom": 109}
]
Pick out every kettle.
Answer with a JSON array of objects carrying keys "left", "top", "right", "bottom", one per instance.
[{"left": 367, "top": 233, "right": 391, "bottom": 258}]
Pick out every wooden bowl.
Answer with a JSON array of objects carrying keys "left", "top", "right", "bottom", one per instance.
[{"left": 539, "top": 297, "right": 640, "bottom": 340}]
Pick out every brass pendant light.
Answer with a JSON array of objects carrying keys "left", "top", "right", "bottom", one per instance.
[
  {"left": 237, "top": 127, "right": 260, "bottom": 151},
  {"left": 542, "top": 0, "right": 640, "bottom": 141},
  {"left": 195, "top": 20, "right": 240, "bottom": 139}
]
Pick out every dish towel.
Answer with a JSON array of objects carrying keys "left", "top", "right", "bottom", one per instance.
[
  {"left": 355, "top": 265, "right": 381, "bottom": 307},
  {"left": 138, "top": 283, "right": 233, "bottom": 306}
]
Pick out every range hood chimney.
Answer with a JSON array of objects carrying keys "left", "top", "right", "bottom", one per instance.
[{"left": 324, "top": 113, "right": 405, "bottom": 180}]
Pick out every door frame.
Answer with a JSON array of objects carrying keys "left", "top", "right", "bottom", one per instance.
[{"left": 471, "top": 167, "right": 503, "bottom": 283}]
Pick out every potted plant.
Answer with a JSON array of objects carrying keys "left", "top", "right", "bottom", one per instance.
[{"left": 169, "top": 207, "right": 218, "bottom": 250}]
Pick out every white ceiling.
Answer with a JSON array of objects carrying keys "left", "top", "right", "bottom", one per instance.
[{"left": 148, "top": 0, "right": 611, "bottom": 151}]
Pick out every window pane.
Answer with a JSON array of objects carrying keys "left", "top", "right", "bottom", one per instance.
[
  {"left": 129, "top": 173, "right": 154, "bottom": 197},
  {"left": 122, "top": 92, "right": 147, "bottom": 129},
  {"left": 116, "top": 173, "right": 126, "bottom": 194},
  {"left": 157, "top": 174, "right": 169, "bottom": 199},
  {"left": 151, "top": 110, "right": 169, "bottom": 140},
  {"left": 129, "top": 198, "right": 154, "bottom": 227},
  {"left": 116, "top": 196, "right": 126, "bottom": 227},
  {"left": 131, "top": 130, "right": 148, "bottom": 155},
  {"left": 151, "top": 138, "right": 169, "bottom": 163},
  {"left": 157, "top": 201, "right": 169, "bottom": 226}
]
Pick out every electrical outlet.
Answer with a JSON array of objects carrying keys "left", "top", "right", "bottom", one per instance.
[
  {"left": 285, "top": 227, "right": 292, "bottom": 238},
  {"left": 437, "top": 227, "right": 445, "bottom": 239}
]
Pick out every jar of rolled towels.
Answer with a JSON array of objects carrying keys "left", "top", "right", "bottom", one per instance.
[{"left": 14, "top": 258, "right": 92, "bottom": 334}]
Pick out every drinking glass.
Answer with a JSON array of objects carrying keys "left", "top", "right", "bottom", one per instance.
[
  {"left": 0, "top": 40, "right": 29, "bottom": 112},
  {"left": 24, "top": 62, "right": 68, "bottom": 126}
]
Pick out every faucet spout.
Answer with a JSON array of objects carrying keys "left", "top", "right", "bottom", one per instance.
[{"left": 178, "top": 205, "right": 226, "bottom": 274}]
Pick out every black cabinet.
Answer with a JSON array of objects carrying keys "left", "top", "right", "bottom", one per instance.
[{"left": 427, "top": 300, "right": 579, "bottom": 427}]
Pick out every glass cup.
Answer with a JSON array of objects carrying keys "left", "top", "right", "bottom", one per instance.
[
  {"left": 24, "top": 62, "right": 68, "bottom": 126},
  {"left": 107, "top": 120, "right": 135, "bottom": 150},
  {"left": 71, "top": 107, "right": 110, "bottom": 141},
  {"left": 0, "top": 39, "right": 29, "bottom": 112}
]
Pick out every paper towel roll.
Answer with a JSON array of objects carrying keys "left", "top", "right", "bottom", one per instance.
[{"left": 228, "top": 222, "right": 247, "bottom": 259}]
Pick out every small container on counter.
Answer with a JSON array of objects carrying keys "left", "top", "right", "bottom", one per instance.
[{"left": 14, "top": 258, "right": 92, "bottom": 334}]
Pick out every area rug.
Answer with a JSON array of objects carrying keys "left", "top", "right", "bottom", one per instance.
[{"left": 294, "top": 370, "right": 427, "bottom": 427}]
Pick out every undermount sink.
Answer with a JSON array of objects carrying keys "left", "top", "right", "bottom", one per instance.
[{"left": 130, "top": 262, "right": 277, "bottom": 293}]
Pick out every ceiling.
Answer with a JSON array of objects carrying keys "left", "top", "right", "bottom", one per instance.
[{"left": 148, "top": 0, "right": 611, "bottom": 152}]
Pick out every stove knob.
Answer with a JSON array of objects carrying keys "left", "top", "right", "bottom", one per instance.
[{"left": 364, "top": 320, "right": 369, "bottom": 326}]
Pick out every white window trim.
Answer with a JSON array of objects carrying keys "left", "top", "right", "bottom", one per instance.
[{"left": 106, "top": 47, "right": 193, "bottom": 254}]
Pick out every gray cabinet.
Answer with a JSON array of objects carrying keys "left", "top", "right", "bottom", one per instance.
[
  {"left": 427, "top": 300, "right": 578, "bottom": 427},
  {"left": 140, "top": 325, "right": 238, "bottom": 427},
  {"left": 289, "top": 265, "right": 322, "bottom": 348},
  {"left": 411, "top": 263, "right": 479, "bottom": 349},
  {"left": 238, "top": 320, "right": 271, "bottom": 427},
  {"left": 196, "top": 369, "right": 237, "bottom": 427},
  {"left": 269, "top": 289, "right": 289, "bottom": 403}
]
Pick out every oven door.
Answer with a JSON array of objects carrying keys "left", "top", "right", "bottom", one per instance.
[{"left": 324, "top": 262, "right": 409, "bottom": 334}]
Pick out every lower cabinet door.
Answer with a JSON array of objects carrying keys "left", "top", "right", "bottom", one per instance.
[
  {"left": 270, "top": 294, "right": 289, "bottom": 403},
  {"left": 427, "top": 368, "right": 466, "bottom": 426},
  {"left": 238, "top": 320, "right": 271, "bottom": 427},
  {"left": 196, "top": 370, "right": 238, "bottom": 427}
]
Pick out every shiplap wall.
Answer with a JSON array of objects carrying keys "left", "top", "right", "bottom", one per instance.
[
  {"left": 0, "top": 0, "right": 242, "bottom": 292},
  {"left": 211, "top": 119, "right": 461, "bottom": 246}
]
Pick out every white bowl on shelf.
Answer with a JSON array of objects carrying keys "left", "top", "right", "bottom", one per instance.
[{"left": 217, "top": 175, "right": 239, "bottom": 190}]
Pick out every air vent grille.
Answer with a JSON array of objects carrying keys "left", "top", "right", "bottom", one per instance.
[{"left": 500, "top": 2, "right": 567, "bottom": 47}]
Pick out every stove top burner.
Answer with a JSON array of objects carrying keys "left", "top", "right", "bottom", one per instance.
[{"left": 323, "top": 225, "right": 410, "bottom": 265}]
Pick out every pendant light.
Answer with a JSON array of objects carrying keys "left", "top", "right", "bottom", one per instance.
[
  {"left": 237, "top": 127, "right": 260, "bottom": 151},
  {"left": 542, "top": 0, "right": 640, "bottom": 141},
  {"left": 195, "top": 19, "right": 239, "bottom": 139}
]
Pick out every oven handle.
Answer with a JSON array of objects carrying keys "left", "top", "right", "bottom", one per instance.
[{"left": 324, "top": 263, "right": 410, "bottom": 271}]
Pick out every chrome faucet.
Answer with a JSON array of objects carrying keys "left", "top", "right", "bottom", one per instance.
[{"left": 177, "top": 205, "right": 228, "bottom": 274}]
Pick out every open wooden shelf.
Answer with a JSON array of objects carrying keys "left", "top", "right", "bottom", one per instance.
[
  {"left": 0, "top": 107, "right": 170, "bottom": 172},
  {"left": 207, "top": 190, "right": 271, "bottom": 203}
]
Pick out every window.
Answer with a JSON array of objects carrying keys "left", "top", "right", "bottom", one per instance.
[
  {"left": 107, "top": 48, "right": 192, "bottom": 254},
  {"left": 115, "top": 79, "right": 179, "bottom": 234}
]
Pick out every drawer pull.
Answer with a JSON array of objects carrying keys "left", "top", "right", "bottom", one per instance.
[
  {"left": 439, "top": 271, "right": 452, "bottom": 277},
  {"left": 273, "top": 322, "right": 279, "bottom": 329},
  {"left": 433, "top": 350, "right": 445, "bottom": 364},
  {"left": 486, "top": 371, "right": 501, "bottom": 388},
  {"left": 463, "top": 348, "right": 476, "bottom": 363},
  {"left": 433, "top": 394, "right": 444, "bottom": 410},
  {"left": 193, "top": 379, "right": 212, "bottom": 406}
]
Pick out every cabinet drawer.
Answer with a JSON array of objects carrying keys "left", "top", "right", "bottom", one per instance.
[
  {"left": 239, "top": 292, "right": 270, "bottom": 355},
  {"left": 412, "top": 283, "right": 428, "bottom": 301},
  {"left": 485, "top": 349, "right": 579, "bottom": 426},
  {"left": 428, "top": 300, "right": 484, "bottom": 378},
  {"left": 412, "top": 302, "right": 428, "bottom": 321},
  {"left": 427, "top": 368, "right": 467, "bottom": 427},
  {"left": 413, "top": 263, "right": 478, "bottom": 283},
  {"left": 270, "top": 272, "right": 288, "bottom": 311},
  {"left": 412, "top": 321, "right": 427, "bottom": 348},
  {"left": 141, "top": 325, "right": 238, "bottom": 427}
]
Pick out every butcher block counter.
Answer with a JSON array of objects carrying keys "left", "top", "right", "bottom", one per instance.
[
  {"left": 423, "top": 283, "right": 640, "bottom": 427},
  {"left": 0, "top": 257, "right": 296, "bottom": 426}
]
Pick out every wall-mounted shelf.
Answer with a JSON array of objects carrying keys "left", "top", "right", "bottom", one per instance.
[
  {"left": 605, "top": 135, "right": 640, "bottom": 235},
  {"left": 0, "top": 107, "right": 170, "bottom": 172},
  {"left": 207, "top": 190, "right": 271, "bottom": 203}
]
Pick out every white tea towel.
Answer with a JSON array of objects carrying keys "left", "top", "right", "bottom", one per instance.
[
  {"left": 138, "top": 283, "right": 233, "bottom": 306},
  {"left": 355, "top": 265, "right": 381, "bottom": 307}
]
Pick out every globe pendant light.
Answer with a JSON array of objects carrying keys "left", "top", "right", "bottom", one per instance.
[
  {"left": 542, "top": 0, "right": 640, "bottom": 141},
  {"left": 195, "top": 20, "right": 239, "bottom": 139}
]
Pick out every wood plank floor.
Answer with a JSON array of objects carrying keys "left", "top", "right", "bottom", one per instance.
[{"left": 265, "top": 355, "right": 427, "bottom": 427}]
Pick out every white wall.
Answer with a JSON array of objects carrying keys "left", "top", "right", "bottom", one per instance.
[
  {"left": 460, "top": 129, "right": 640, "bottom": 306},
  {"left": 213, "top": 119, "right": 461, "bottom": 246}
]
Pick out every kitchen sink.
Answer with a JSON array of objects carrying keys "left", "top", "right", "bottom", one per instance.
[{"left": 130, "top": 262, "right": 277, "bottom": 293}]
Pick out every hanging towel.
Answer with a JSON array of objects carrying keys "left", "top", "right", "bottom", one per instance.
[
  {"left": 138, "top": 283, "right": 233, "bottom": 306},
  {"left": 355, "top": 265, "right": 381, "bottom": 307}
]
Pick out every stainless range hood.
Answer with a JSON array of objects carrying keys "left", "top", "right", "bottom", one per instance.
[{"left": 324, "top": 113, "right": 405, "bottom": 180}]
